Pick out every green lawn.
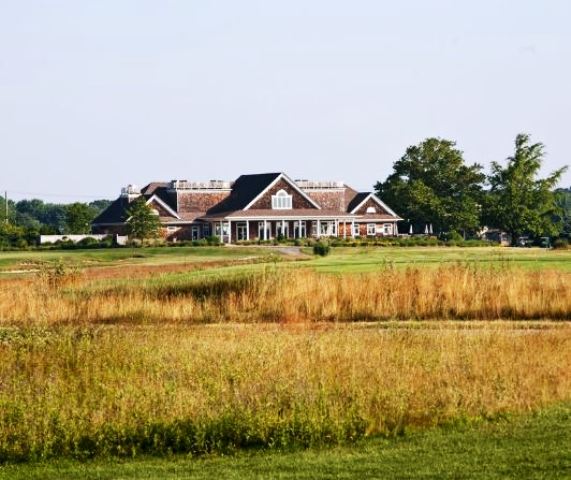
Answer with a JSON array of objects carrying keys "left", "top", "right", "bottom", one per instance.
[
  {"left": 2, "top": 404, "right": 569, "bottom": 480},
  {"left": 308, "top": 246, "right": 571, "bottom": 273},
  {"left": 2, "top": 245, "right": 571, "bottom": 283}
]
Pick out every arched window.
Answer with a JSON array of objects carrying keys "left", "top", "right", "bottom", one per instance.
[
  {"left": 366, "top": 206, "right": 376, "bottom": 214},
  {"left": 272, "top": 189, "right": 292, "bottom": 209}
]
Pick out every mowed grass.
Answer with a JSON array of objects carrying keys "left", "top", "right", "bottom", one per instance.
[
  {"left": 2, "top": 403, "right": 570, "bottom": 479},
  {"left": 0, "top": 246, "right": 273, "bottom": 272},
  {"left": 308, "top": 246, "right": 571, "bottom": 273}
]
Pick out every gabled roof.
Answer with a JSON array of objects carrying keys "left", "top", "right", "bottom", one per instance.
[
  {"left": 146, "top": 194, "right": 180, "bottom": 219},
  {"left": 348, "top": 192, "right": 400, "bottom": 218},
  {"left": 243, "top": 172, "right": 321, "bottom": 210},
  {"left": 92, "top": 197, "right": 131, "bottom": 224},
  {"left": 346, "top": 192, "right": 370, "bottom": 213},
  {"left": 206, "top": 173, "right": 287, "bottom": 214}
]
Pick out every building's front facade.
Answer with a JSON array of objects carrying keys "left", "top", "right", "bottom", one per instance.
[{"left": 92, "top": 172, "right": 402, "bottom": 243}]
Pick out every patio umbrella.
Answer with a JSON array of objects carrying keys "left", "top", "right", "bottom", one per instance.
[
  {"left": 429, "top": 224, "right": 433, "bottom": 235},
  {"left": 409, "top": 224, "right": 413, "bottom": 235},
  {"left": 424, "top": 224, "right": 429, "bottom": 234}
]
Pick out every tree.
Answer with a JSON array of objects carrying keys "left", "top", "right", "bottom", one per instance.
[
  {"left": 65, "top": 202, "right": 95, "bottom": 234},
  {"left": 484, "top": 134, "right": 568, "bottom": 243},
  {"left": 375, "top": 138, "right": 485, "bottom": 234},
  {"left": 125, "top": 197, "right": 161, "bottom": 242}
]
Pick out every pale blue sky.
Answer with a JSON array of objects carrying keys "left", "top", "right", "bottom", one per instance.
[{"left": 1, "top": 1, "right": 570, "bottom": 201}]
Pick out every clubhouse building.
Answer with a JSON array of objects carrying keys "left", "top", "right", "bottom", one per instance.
[{"left": 92, "top": 172, "right": 402, "bottom": 243}]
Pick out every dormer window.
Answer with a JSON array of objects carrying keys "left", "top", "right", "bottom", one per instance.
[
  {"left": 366, "top": 206, "right": 376, "bottom": 214},
  {"left": 271, "top": 190, "right": 292, "bottom": 209}
]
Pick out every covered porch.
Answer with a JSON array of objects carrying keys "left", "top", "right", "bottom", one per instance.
[{"left": 210, "top": 218, "right": 359, "bottom": 244}]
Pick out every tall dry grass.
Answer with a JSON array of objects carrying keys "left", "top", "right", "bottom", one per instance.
[
  {"left": 0, "top": 324, "right": 570, "bottom": 460},
  {"left": 0, "top": 264, "right": 570, "bottom": 325}
]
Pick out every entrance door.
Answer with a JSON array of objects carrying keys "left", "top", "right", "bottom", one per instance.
[
  {"left": 191, "top": 226, "right": 200, "bottom": 240},
  {"left": 237, "top": 222, "right": 248, "bottom": 241}
]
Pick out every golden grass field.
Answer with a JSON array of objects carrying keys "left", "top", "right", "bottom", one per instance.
[
  {"left": 0, "top": 248, "right": 570, "bottom": 462},
  {"left": 1, "top": 263, "right": 570, "bottom": 326}
]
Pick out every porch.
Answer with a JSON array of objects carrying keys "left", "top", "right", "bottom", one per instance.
[{"left": 209, "top": 218, "right": 397, "bottom": 243}]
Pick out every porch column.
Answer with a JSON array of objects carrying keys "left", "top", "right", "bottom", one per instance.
[
  {"left": 263, "top": 219, "right": 267, "bottom": 241},
  {"left": 317, "top": 219, "right": 321, "bottom": 238},
  {"left": 335, "top": 219, "right": 339, "bottom": 237},
  {"left": 343, "top": 221, "right": 346, "bottom": 239},
  {"left": 281, "top": 219, "right": 285, "bottom": 238},
  {"left": 246, "top": 220, "right": 250, "bottom": 241},
  {"left": 227, "top": 220, "right": 232, "bottom": 244},
  {"left": 351, "top": 219, "right": 355, "bottom": 238}
]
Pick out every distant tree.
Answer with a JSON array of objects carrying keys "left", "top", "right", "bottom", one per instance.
[
  {"left": 65, "top": 202, "right": 95, "bottom": 234},
  {"left": 483, "top": 134, "right": 568, "bottom": 243},
  {"left": 126, "top": 197, "right": 161, "bottom": 242},
  {"left": 88, "top": 199, "right": 112, "bottom": 212},
  {"left": 375, "top": 138, "right": 485, "bottom": 234}
]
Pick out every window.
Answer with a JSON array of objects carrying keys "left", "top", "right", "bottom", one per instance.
[
  {"left": 203, "top": 224, "right": 211, "bottom": 237},
  {"left": 367, "top": 223, "right": 377, "bottom": 236},
  {"left": 383, "top": 224, "right": 392, "bottom": 235},
  {"left": 151, "top": 208, "right": 160, "bottom": 216},
  {"left": 366, "top": 206, "right": 376, "bottom": 214},
  {"left": 353, "top": 223, "right": 360, "bottom": 236},
  {"left": 167, "top": 226, "right": 177, "bottom": 232},
  {"left": 271, "top": 190, "right": 292, "bottom": 209}
]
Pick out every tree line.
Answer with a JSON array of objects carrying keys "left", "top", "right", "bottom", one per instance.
[
  {"left": 375, "top": 133, "right": 570, "bottom": 243},
  {"left": 0, "top": 198, "right": 111, "bottom": 248}
]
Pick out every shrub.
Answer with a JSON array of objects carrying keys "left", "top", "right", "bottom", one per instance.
[{"left": 313, "top": 241, "right": 330, "bottom": 256}]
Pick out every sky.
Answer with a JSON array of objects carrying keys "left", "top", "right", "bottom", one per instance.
[{"left": 1, "top": 0, "right": 570, "bottom": 202}]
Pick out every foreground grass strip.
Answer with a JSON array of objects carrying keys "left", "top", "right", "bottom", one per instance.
[
  {"left": 2, "top": 404, "right": 570, "bottom": 480},
  {"left": 0, "top": 324, "right": 569, "bottom": 461}
]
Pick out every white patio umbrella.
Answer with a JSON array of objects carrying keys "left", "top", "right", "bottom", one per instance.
[
  {"left": 409, "top": 224, "right": 413, "bottom": 235},
  {"left": 429, "top": 224, "right": 433, "bottom": 235},
  {"left": 424, "top": 224, "right": 429, "bottom": 234}
]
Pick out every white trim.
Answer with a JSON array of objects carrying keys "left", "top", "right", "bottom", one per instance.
[
  {"left": 350, "top": 192, "right": 400, "bottom": 218},
  {"left": 145, "top": 194, "right": 181, "bottom": 219},
  {"left": 243, "top": 173, "right": 321, "bottom": 211},
  {"left": 221, "top": 215, "right": 356, "bottom": 221}
]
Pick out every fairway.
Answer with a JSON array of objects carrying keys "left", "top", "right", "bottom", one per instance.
[{"left": 2, "top": 245, "right": 571, "bottom": 279}]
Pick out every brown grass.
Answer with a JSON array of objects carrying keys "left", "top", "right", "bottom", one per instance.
[{"left": 1, "top": 264, "right": 570, "bottom": 326}]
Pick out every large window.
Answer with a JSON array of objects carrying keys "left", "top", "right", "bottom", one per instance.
[
  {"left": 383, "top": 224, "right": 392, "bottom": 235},
  {"left": 271, "top": 190, "right": 292, "bottom": 209},
  {"left": 367, "top": 223, "right": 377, "bottom": 236}
]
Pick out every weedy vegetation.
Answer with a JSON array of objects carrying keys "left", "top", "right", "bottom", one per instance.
[{"left": 0, "top": 247, "right": 570, "bottom": 470}]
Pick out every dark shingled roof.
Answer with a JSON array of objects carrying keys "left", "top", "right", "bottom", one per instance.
[
  {"left": 92, "top": 197, "right": 131, "bottom": 224},
  {"left": 346, "top": 192, "right": 370, "bottom": 213},
  {"left": 206, "top": 173, "right": 281, "bottom": 214}
]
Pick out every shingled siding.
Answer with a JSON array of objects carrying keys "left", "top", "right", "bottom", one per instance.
[
  {"left": 249, "top": 179, "right": 317, "bottom": 210},
  {"left": 177, "top": 191, "right": 230, "bottom": 213}
]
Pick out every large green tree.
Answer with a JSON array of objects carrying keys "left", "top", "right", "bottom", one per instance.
[
  {"left": 484, "top": 134, "right": 568, "bottom": 243},
  {"left": 375, "top": 138, "right": 485, "bottom": 234},
  {"left": 126, "top": 197, "right": 161, "bottom": 241},
  {"left": 65, "top": 202, "right": 95, "bottom": 234}
]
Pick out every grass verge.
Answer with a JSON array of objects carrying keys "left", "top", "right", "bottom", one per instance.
[{"left": 1, "top": 403, "right": 569, "bottom": 479}]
